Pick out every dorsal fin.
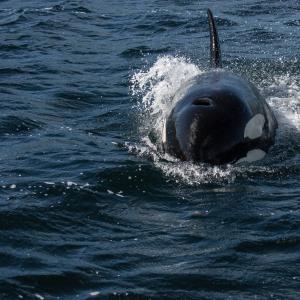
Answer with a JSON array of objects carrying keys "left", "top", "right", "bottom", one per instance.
[{"left": 207, "top": 9, "right": 222, "bottom": 68}]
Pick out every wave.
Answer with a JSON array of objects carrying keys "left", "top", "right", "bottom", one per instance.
[{"left": 0, "top": 116, "right": 43, "bottom": 136}]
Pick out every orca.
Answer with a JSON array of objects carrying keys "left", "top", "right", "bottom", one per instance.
[{"left": 162, "top": 9, "right": 277, "bottom": 165}]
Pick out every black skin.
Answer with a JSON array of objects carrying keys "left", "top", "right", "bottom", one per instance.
[{"left": 163, "top": 70, "right": 277, "bottom": 165}]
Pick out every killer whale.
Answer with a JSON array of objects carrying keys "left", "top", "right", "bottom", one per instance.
[{"left": 162, "top": 9, "right": 277, "bottom": 165}]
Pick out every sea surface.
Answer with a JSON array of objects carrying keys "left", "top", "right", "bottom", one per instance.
[{"left": 0, "top": 0, "right": 299, "bottom": 299}]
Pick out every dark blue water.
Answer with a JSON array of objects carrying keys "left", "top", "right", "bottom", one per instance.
[{"left": 0, "top": 0, "right": 299, "bottom": 299}]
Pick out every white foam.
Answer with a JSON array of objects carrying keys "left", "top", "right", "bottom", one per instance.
[
  {"left": 89, "top": 291, "right": 100, "bottom": 297},
  {"left": 267, "top": 75, "right": 300, "bottom": 130}
]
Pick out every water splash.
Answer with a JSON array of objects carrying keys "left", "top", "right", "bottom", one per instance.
[
  {"left": 130, "top": 55, "right": 201, "bottom": 140},
  {"left": 267, "top": 75, "right": 300, "bottom": 130}
]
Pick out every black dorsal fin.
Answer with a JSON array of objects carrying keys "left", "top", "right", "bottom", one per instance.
[{"left": 207, "top": 9, "right": 222, "bottom": 68}]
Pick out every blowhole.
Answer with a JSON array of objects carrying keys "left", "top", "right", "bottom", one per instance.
[{"left": 192, "top": 98, "right": 212, "bottom": 106}]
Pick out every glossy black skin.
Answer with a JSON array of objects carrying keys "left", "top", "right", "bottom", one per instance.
[{"left": 163, "top": 70, "right": 277, "bottom": 164}]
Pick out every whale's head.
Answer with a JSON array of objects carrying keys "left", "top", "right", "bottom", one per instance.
[{"left": 163, "top": 72, "right": 277, "bottom": 165}]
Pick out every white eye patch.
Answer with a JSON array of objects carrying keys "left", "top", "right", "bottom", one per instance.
[
  {"left": 236, "top": 149, "right": 266, "bottom": 164},
  {"left": 244, "top": 114, "right": 265, "bottom": 139}
]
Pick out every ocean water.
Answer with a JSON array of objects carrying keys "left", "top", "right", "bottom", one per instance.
[{"left": 0, "top": 0, "right": 299, "bottom": 299}]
